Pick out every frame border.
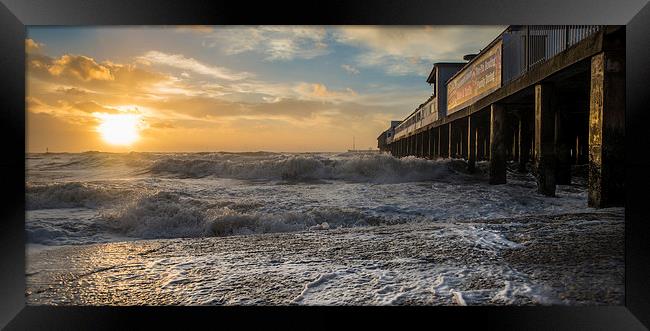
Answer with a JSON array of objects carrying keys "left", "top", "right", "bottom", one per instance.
[{"left": 1, "top": 0, "right": 649, "bottom": 329}]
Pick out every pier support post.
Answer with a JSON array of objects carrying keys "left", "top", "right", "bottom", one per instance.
[
  {"left": 414, "top": 134, "right": 417, "bottom": 156},
  {"left": 468, "top": 115, "right": 477, "bottom": 172},
  {"left": 429, "top": 128, "right": 434, "bottom": 158},
  {"left": 433, "top": 128, "right": 438, "bottom": 158},
  {"left": 411, "top": 135, "right": 415, "bottom": 156},
  {"left": 405, "top": 136, "right": 413, "bottom": 156},
  {"left": 413, "top": 134, "right": 417, "bottom": 157},
  {"left": 478, "top": 113, "right": 489, "bottom": 161},
  {"left": 458, "top": 121, "right": 469, "bottom": 160},
  {"left": 436, "top": 127, "right": 440, "bottom": 158},
  {"left": 512, "top": 120, "right": 519, "bottom": 162},
  {"left": 518, "top": 114, "right": 532, "bottom": 172},
  {"left": 556, "top": 106, "right": 572, "bottom": 185},
  {"left": 477, "top": 121, "right": 485, "bottom": 160},
  {"left": 448, "top": 122, "right": 454, "bottom": 158},
  {"left": 420, "top": 132, "right": 424, "bottom": 157},
  {"left": 413, "top": 134, "right": 420, "bottom": 157},
  {"left": 588, "top": 50, "right": 625, "bottom": 207},
  {"left": 421, "top": 131, "right": 425, "bottom": 158},
  {"left": 413, "top": 135, "right": 417, "bottom": 156},
  {"left": 440, "top": 124, "right": 449, "bottom": 158},
  {"left": 395, "top": 140, "right": 402, "bottom": 157},
  {"left": 422, "top": 131, "right": 426, "bottom": 158},
  {"left": 489, "top": 104, "right": 507, "bottom": 184},
  {"left": 406, "top": 136, "right": 410, "bottom": 156},
  {"left": 535, "top": 83, "right": 557, "bottom": 196},
  {"left": 397, "top": 140, "right": 401, "bottom": 157}
]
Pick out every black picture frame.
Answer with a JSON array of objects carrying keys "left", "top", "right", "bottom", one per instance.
[{"left": 1, "top": 0, "right": 649, "bottom": 329}]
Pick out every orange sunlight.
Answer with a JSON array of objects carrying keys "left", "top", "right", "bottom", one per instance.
[{"left": 95, "top": 113, "right": 142, "bottom": 146}]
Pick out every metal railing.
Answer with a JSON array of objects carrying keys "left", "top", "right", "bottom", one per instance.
[{"left": 502, "top": 25, "right": 602, "bottom": 83}]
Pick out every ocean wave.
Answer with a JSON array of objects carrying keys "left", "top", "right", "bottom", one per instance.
[
  {"left": 101, "top": 191, "right": 392, "bottom": 239},
  {"left": 28, "top": 151, "right": 156, "bottom": 172},
  {"left": 29, "top": 152, "right": 461, "bottom": 184},
  {"left": 26, "top": 182, "right": 135, "bottom": 210},
  {"left": 149, "top": 154, "right": 453, "bottom": 183}
]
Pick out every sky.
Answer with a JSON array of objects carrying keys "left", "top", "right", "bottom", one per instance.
[{"left": 26, "top": 26, "right": 504, "bottom": 153}]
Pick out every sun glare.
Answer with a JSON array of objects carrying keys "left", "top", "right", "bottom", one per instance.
[{"left": 95, "top": 113, "right": 141, "bottom": 146}]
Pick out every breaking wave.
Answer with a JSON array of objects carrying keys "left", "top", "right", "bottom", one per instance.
[
  {"left": 149, "top": 154, "right": 453, "bottom": 183},
  {"left": 28, "top": 151, "right": 463, "bottom": 183},
  {"left": 101, "top": 191, "right": 392, "bottom": 239},
  {"left": 26, "top": 182, "right": 136, "bottom": 210}
]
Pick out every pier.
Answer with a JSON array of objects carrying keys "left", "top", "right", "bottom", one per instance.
[{"left": 378, "top": 25, "right": 625, "bottom": 208}]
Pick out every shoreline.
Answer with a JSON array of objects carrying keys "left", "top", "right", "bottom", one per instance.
[{"left": 26, "top": 210, "right": 624, "bottom": 306}]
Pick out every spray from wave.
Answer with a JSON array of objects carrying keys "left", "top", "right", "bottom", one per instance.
[{"left": 100, "top": 191, "right": 395, "bottom": 239}]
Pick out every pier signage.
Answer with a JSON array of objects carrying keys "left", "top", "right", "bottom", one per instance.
[{"left": 447, "top": 40, "right": 502, "bottom": 114}]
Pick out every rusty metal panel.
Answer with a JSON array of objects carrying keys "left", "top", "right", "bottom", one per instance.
[{"left": 447, "top": 40, "right": 503, "bottom": 115}]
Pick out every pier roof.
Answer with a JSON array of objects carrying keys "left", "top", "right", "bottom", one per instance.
[{"left": 426, "top": 62, "right": 467, "bottom": 84}]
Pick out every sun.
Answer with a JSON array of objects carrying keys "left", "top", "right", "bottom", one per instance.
[{"left": 95, "top": 113, "right": 142, "bottom": 146}]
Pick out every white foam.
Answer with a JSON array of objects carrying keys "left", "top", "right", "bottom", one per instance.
[{"left": 27, "top": 152, "right": 601, "bottom": 245}]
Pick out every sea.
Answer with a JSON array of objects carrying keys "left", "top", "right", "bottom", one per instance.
[
  {"left": 24, "top": 151, "right": 624, "bottom": 305},
  {"left": 26, "top": 151, "right": 590, "bottom": 246}
]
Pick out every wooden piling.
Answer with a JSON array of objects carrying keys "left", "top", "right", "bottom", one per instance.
[
  {"left": 490, "top": 104, "right": 507, "bottom": 184},
  {"left": 535, "top": 83, "right": 557, "bottom": 196},
  {"left": 588, "top": 49, "right": 625, "bottom": 207},
  {"left": 467, "top": 115, "right": 477, "bottom": 172},
  {"left": 556, "top": 106, "right": 572, "bottom": 185}
]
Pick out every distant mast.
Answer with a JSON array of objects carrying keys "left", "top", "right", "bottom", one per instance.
[
  {"left": 348, "top": 136, "right": 378, "bottom": 153},
  {"left": 46, "top": 147, "right": 48, "bottom": 154}
]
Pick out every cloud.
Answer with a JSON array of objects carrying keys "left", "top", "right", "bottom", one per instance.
[
  {"left": 137, "top": 51, "right": 252, "bottom": 81},
  {"left": 334, "top": 26, "right": 505, "bottom": 76},
  {"left": 149, "top": 121, "right": 176, "bottom": 129},
  {"left": 56, "top": 86, "right": 89, "bottom": 96},
  {"left": 202, "top": 26, "right": 330, "bottom": 61},
  {"left": 28, "top": 52, "right": 175, "bottom": 102},
  {"left": 71, "top": 100, "right": 125, "bottom": 114},
  {"left": 47, "top": 54, "right": 114, "bottom": 81},
  {"left": 341, "top": 64, "right": 360, "bottom": 75},
  {"left": 294, "top": 83, "right": 357, "bottom": 101},
  {"left": 25, "top": 38, "right": 44, "bottom": 53},
  {"left": 27, "top": 47, "right": 424, "bottom": 129}
]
